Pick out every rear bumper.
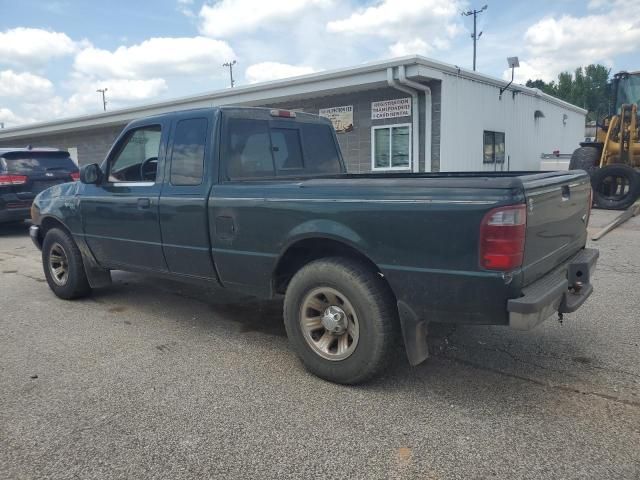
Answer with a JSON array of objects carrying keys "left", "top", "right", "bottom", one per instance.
[
  {"left": 0, "top": 206, "right": 31, "bottom": 223},
  {"left": 508, "top": 248, "right": 599, "bottom": 330}
]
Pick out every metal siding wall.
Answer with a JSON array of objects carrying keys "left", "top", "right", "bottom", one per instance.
[{"left": 440, "top": 74, "right": 586, "bottom": 172}]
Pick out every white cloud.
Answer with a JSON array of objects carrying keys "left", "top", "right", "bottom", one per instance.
[
  {"left": 199, "top": 0, "right": 334, "bottom": 37},
  {"left": 177, "top": 0, "right": 196, "bottom": 18},
  {"left": 0, "top": 70, "right": 54, "bottom": 100},
  {"left": 0, "top": 27, "right": 77, "bottom": 67},
  {"left": 245, "top": 62, "right": 317, "bottom": 83},
  {"left": 507, "top": 0, "right": 640, "bottom": 82},
  {"left": 389, "top": 39, "right": 431, "bottom": 57},
  {"left": 327, "top": 0, "right": 464, "bottom": 55},
  {"left": 0, "top": 107, "right": 33, "bottom": 126},
  {"left": 73, "top": 37, "right": 234, "bottom": 79}
]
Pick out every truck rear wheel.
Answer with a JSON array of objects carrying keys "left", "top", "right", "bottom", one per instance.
[
  {"left": 569, "top": 146, "right": 600, "bottom": 175},
  {"left": 591, "top": 164, "right": 640, "bottom": 210},
  {"left": 283, "top": 257, "right": 399, "bottom": 384},
  {"left": 42, "top": 228, "right": 91, "bottom": 299}
]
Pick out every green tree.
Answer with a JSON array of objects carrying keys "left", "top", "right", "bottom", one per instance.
[{"left": 526, "top": 64, "right": 611, "bottom": 121}]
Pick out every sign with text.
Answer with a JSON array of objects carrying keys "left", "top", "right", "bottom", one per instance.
[
  {"left": 319, "top": 105, "right": 354, "bottom": 133},
  {"left": 371, "top": 98, "right": 411, "bottom": 119}
]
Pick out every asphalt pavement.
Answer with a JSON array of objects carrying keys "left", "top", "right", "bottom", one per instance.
[{"left": 1, "top": 209, "right": 638, "bottom": 479}]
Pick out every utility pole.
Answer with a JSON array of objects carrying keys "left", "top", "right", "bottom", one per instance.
[
  {"left": 462, "top": 4, "right": 487, "bottom": 71},
  {"left": 223, "top": 60, "right": 237, "bottom": 88},
  {"left": 96, "top": 88, "right": 108, "bottom": 111}
]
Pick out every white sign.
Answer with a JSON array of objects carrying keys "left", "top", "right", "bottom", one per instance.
[
  {"left": 371, "top": 98, "right": 411, "bottom": 119},
  {"left": 319, "top": 105, "right": 354, "bottom": 133}
]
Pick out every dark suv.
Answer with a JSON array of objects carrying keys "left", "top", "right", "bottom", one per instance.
[{"left": 0, "top": 147, "right": 79, "bottom": 224}]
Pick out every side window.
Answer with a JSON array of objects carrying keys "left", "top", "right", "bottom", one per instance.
[
  {"left": 170, "top": 118, "right": 207, "bottom": 186},
  {"left": 225, "top": 118, "right": 275, "bottom": 179},
  {"left": 483, "top": 131, "right": 505, "bottom": 164},
  {"left": 109, "top": 125, "right": 162, "bottom": 182},
  {"left": 271, "top": 128, "right": 303, "bottom": 171}
]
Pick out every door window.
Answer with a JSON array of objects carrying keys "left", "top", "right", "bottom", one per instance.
[
  {"left": 170, "top": 118, "right": 207, "bottom": 186},
  {"left": 109, "top": 125, "right": 162, "bottom": 182}
]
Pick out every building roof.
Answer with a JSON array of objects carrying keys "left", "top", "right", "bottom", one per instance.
[{"left": 0, "top": 55, "right": 587, "bottom": 141}]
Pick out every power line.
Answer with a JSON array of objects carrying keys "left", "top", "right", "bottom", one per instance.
[
  {"left": 462, "top": 4, "right": 488, "bottom": 71},
  {"left": 223, "top": 60, "right": 237, "bottom": 88},
  {"left": 96, "top": 88, "right": 108, "bottom": 111}
]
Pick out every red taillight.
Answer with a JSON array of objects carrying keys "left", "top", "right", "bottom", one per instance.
[
  {"left": 0, "top": 174, "right": 28, "bottom": 186},
  {"left": 479, "top": 204, "right": 527, "bottom": 271},
  {"left": 70, "top": 172, "right": 80, "bottom": 181},
  {"left": 270, "top": 109, "right": 296, "bottom": 118}
]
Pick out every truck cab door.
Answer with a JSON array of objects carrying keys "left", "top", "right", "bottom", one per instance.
[
  {"left": 158, "top": 113, "right": 219, "bottom": 281},
  {"left": 80, "top": 121, "right": 168, "bottom": 272}
]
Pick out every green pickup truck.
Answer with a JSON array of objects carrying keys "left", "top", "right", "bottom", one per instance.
[{"left": 29, "top": 107, "right": 598, "bottom": 384}]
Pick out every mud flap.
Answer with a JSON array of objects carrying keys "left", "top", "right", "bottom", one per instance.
[{"left": 397, "top": 300, "right": 429, "bottom": 366}]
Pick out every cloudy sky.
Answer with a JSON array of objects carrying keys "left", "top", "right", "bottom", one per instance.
[{"left": 1, "top": 0, "right": 638, "bottom": 127}]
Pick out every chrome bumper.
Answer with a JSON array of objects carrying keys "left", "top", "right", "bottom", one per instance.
[{"left": 508, "top": 248, "right": 599, "bottom": 330}]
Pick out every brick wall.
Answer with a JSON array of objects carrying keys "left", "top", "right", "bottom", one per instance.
[{"left": 0, "top": 124, "right": 125, "bottom": 166}]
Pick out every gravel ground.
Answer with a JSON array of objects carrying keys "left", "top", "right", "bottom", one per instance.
[{"left": 0, "top": 209, "right": 638, "bottom": 479}]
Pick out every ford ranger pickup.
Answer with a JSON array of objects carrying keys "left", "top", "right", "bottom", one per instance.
[{"left": 29, "top": 107, "right": 598, "bottom": 384}]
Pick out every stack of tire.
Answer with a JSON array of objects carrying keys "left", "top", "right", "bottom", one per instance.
[{"left": 569, "top": 146, "right": 640, "bottom": 210}]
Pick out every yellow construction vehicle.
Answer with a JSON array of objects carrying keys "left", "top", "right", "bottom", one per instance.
[{"left": 570, "top": 71, "right": 640, "bottom": 209}]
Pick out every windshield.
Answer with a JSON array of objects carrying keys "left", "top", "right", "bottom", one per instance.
[
  {"left": 1, "top": 151, "right": 77, "bottom": 174},
  {"left": 615, "top": 73, "right": 640, "bottom": 111}
]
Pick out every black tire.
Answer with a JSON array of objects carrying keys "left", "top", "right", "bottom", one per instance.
[
  {"left": 569, "top": 146, "right": 600, "bottom": 176},
  {"left": 42, "top": 228, "right": 91, "bottom": 299},
  {"left": 283, "top": 257, "right": 399, "bottom": 384},
  {"left": 591, "top": 164, "right": 640, "bottom": 210}
]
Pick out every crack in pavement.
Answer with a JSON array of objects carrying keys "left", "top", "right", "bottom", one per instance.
[{"left": 444, "top": 356, "right": 640, "bottom": 408}]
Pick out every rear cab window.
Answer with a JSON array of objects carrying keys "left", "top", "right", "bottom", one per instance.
[{"left": 221, "top": 110, "right": 343, "bottom": 180}]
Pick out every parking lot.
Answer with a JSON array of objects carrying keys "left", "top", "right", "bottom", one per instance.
[{"left": 0, "top": 209, "right": 638, "bottom": 479}]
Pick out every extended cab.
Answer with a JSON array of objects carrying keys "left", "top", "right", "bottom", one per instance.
[{"left": 30, "top": 107, "right": 598, "bottom": 384}]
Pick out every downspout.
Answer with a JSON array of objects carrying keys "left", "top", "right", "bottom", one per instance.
[
  {"left": 387, "top": 67, "right": 420, "bottom": 173},
  {"left": 398, "top": 65, "right": 432, "bottom": 173}
]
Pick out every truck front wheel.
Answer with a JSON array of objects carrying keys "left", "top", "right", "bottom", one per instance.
[
  {"left": 42, "top": 228, "right": 91, "bottom": 299},
  {"left": 283, "top": 257, "right": 399, "bottom": 384}
]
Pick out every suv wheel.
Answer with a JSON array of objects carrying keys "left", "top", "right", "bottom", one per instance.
[
  {"left": 283, "top": 257, "right": 399, "bottom": 384},
  {"left": 42, "top": 228, "right": 91, "bottom": 299}
]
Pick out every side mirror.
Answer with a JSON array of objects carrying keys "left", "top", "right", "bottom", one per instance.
[{"left": 80, "top": 163, "right": 102, "bottom": 184}]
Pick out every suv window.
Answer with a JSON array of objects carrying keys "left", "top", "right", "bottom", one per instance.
[
  {"left": 224, "top": 118, "right": 342, "bottom": 180},
  {"left": 170, "top": 118, "right": 207, "bottom": 186},
  {"left": 2, "top": 151, "right": 76, "bottom": 174},
  {"left": 109, "top": 125, "right": 162, "bottom": 183}
]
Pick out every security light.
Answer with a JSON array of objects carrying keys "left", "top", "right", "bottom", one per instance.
[{"left": 500, "top": 56, "right": 520, "bottom": 99}]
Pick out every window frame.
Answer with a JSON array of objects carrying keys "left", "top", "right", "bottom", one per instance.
[
  {"left": 483, "top": 130, "right": 506, "bottom": 164},
  {"left": 107, "top": 123, "right": 163, "bottom": 186},
  {"left": 370, "top": 123, "right": 412, "bottom": 172}
]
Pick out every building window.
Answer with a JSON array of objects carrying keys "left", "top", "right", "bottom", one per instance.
[
  {"left": 371, "top": 124, "right": 411, "bottom": 171},
  {"left": 483, "top": 131, "right": 505, "bottom": 164}
]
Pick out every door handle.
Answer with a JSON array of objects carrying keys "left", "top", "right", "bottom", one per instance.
[{"left": 137, "top": 198, "right": 151, "bottom": 209}]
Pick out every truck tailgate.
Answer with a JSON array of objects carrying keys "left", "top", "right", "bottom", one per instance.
[{"left": 521, "top": 171, "right": 591, "bottom": 286}]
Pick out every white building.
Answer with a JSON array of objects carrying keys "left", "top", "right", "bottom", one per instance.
[{"left": 0, "top": 55, "right": 586, "bottom": 173}]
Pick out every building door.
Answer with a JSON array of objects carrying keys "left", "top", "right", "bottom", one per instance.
[{"left": 80, "top": 122, "right": 168, "bottom": 272}]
